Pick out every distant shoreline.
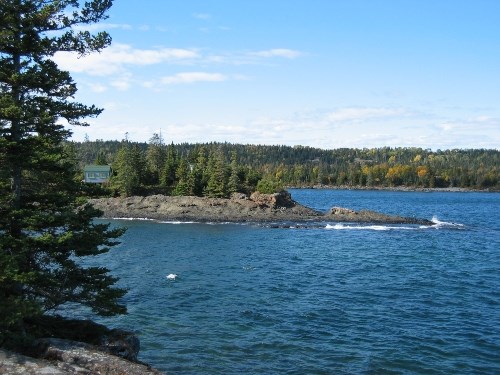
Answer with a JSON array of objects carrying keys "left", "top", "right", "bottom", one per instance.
[{"left": 288, "top": 185, "right": 498, "bottom": 193}]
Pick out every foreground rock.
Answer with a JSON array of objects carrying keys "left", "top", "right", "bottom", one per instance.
[
  {"left": 90, "top": 191, "right": 432, "bottom": 225},
  {"left": 0, "top": 340, "right": 162, "bottom": 374},
  {"left": 0, "top": 317, "right": 162, "bottom": 374}
]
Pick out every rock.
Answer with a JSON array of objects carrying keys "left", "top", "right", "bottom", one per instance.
[
  {"left": 90, "top": 192, "right": 320, "bottom": 223},
  {"left": 329, "top": 207, "right": 357, "bottom": 215},
  {"left": 230, "top": 192, "right": 248, "bottom": 200},
  {"left": 0, "top": 316, "right": 163, "bottom": 374},
  {"left": 1, "top": 349, "right": 67, "bottom": 375},
  {"left": 327, "top": 207, "right": 432, "bottom": 225},
  {"left": 89, "top": 191, "right": 432, "bottom": 225},
  {"left": 0, "top": 341, "right": 163, "bottom": 374},
  {"left": 99, "top": 328, "right": 140, "bottom": 362},
  {"left": 22, "top": 316, "right": 140, "bottom": 362},
  {"left": 249, "top": 190, "right": 295, "bottom": 209}
]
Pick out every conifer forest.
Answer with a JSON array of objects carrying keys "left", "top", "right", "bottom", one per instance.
[{"left": 72, "top": 137, "right": 499, "bottom": 197}]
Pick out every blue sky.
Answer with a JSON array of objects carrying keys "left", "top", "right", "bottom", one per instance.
[{"left": 55, "top": 0, "right": 500, "bottom": 149}]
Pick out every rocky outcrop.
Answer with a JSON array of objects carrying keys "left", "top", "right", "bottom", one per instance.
[
  {"left": 0, "top": 317, "right": 162, "bottom": 374},
  {"left": 327, "top": 207, "right": 428, "bottom": 224},
  {"left": 249, "top": 191, "right": 295, "bottom": 208},
  {"left": 90, "top": 191, "right": 322, "bottom": 223},
  {"left": 90, "top": 191, "right": 433, "bottom": 225},
  {"left": 0, "top": 339, "right": 162, "bottom": 374}
]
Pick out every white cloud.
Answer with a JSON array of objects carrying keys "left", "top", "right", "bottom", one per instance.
[
  {"left": 89, "top": 83, "right": 107, "bottom": 93},
  {"left": 53, "top": 43, "right": 199, "bottom": 76},
  {"left": 53, "top": 43, "right": 304, "bottom": 81},
  {"left": 436, "top": 115, "right": 499, "bottom": 136},
  {"left": 193, "top": 13, "right": 211, "bottom": 20},
  {"left": 73, "top": 23, "right": 132, "bottom": 32},
  {"left": 250, "top": 49, "right": 302, "bottom": 59},
  {"left": 327, "top": 107, "right": 408, "bottom": 122},
  {"left": 161, "top": 72, "right": 227, "bottom": 85},
  {"left": 68, "top": 104, "right": 500, "bottom": 150},
  {"left": 110, "top": 79, "right": 131, "bottom": 91}
]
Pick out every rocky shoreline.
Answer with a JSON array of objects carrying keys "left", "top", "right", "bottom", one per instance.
[
  {"left": 0, "top": 318, "right": 161, "bottom": 374},
  {"left": 90, "top": 191, "right": 433, "bottom": 226}
]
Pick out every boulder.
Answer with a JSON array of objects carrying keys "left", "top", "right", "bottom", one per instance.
[
  {"left": 98, "top": 328, "right": 140, "bottom": 362},
  {"left": 249, "top": 191, "right": 295, "bottom": 209},
  {"left": 329, "top": 207, "right": 357, "bottom": 215}
]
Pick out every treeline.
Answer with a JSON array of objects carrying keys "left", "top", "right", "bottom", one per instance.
[{"left": 71, "top": 136, "right": 500, "bottom": 196}]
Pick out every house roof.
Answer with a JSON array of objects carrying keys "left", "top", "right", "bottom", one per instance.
[{"left": 84, "top": 165, "right": 111, "bottom": 172}]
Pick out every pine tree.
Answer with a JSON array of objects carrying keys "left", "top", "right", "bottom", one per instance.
[
  {"left": 227, "top": 150, "right": 240, "bottom": 195},
  {"left": 173, "top": 158, "right": 190, "bottom": 196},
  {"left": 146, "top": 133, "right": 165, "bottom": 185},
  {"left": 161, "top": 143, "right": 178, "bottom": 188},
  {"left": 94, "top": 150, "right": 108, "bottom": 165},
  {"left": 205, "top": 148, "right": 228, "bottom": 198},
  {"left": 0, "top": 0, "right": 126, "bottom": 343},
  {"left": 112, "top": 141, "right": 143, "bottom": 197},
  {"left": 189, "top": 146, "right": 207, "bottom": 196}
]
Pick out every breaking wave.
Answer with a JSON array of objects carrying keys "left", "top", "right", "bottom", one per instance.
[
  {"left": 430, "top": 216, "right": 466, "bottom": 229},
  {"left": 325, "top": 223, "right": 424, "bottom": 231}
]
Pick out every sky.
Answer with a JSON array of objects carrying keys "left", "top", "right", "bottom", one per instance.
[{"left": 54, "top": 0, "right": 500, "bottom": 150}]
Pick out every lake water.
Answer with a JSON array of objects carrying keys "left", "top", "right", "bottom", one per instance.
[{"left": 88, "top": 189, "right": 499, "bottom": 374}]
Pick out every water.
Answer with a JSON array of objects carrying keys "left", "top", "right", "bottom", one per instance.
[{"left": 84, "top": 189, "right": 499, "bottom": 374}]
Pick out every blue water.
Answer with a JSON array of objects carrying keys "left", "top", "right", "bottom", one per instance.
[{"left": 86, "top": 190, "right": 499, "bottom": 374}]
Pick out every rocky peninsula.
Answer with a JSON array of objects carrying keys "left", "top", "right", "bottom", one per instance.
[{"left": 90, "top": 191, "right": 433, "bottom": 226}]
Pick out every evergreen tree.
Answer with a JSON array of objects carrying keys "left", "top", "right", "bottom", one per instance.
[
  {"left": 146, "top": 133, "right": 165, "bottom": 185},
  {"left": 173, "top": 158, "right": 190, "bottom": 196},
  {"left": 0, "top": 0, "right": 126, "bottom": 343},
  {"left": 205, "top": 148, "right": 228, "bottom": 198},
  {"left": 190, "top": 146, "right": 207, "bottom": 196},
  {"left": 161, "top": 143, "right": 178, "bottom": 187},
  {"left": 227, "top": 151, "right": 240, "bottom": 195},
  {"left": 112, "top": 141, "right": 144, "bottom": 197},
  {"left": 94, "top": 150, "right": 108, "bottom": 165}
]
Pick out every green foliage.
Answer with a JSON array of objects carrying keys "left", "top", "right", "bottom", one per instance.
[
  {"left": 256, "top": 177, "right": 284, "bottom": 194},
  {"left": 111, "top": 142, "right": 145, "bottom": 197},
  {"left": 172, "top": 158, "right": 190, "bottom": 196},
  {"left": 146, "top": 133, "right": 166, "bottom": 185},
  {"left": 204, "top": 148, "right": 229, "bottom": 198},
  {"left": 227, "top": 151, "right": 240, "bottom": 195},
  {"left": 94, "top": 151, "right": 108, "bottom": 165},
  {"left": 72, "top": 140, "right": 500, "bottom": 193},
  {"left": 161, "top": 143, "right": 178, "bottom": 187},
  {"left": 0, "top": 0, "right": 126, "bottom": 344}
]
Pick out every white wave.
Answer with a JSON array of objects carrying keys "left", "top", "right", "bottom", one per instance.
[
  {"left": 166, "top": 273, "right": 177, "bottom": 280},
  {"left": 325, "top": 223, "right": 419, "bottom": 231},
  {"left": 111, "top": 217, "right": 198, "bottom": 224},
  {"left": 157, "top": 220, "right": 198, "bottom": 224},
  {"left": 112, "top": 217, "right": 156, "bottom": 221},
  {"left": 431, "top": 216, "right": 465, "bottom": 228}
]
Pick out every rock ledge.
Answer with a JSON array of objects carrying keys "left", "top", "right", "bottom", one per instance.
[
  {"left": 0, "top": 338, "right": 162, "bottom": 375},
  {"left": 90, "top": 191, "right": 432, "bottom": 225}
]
